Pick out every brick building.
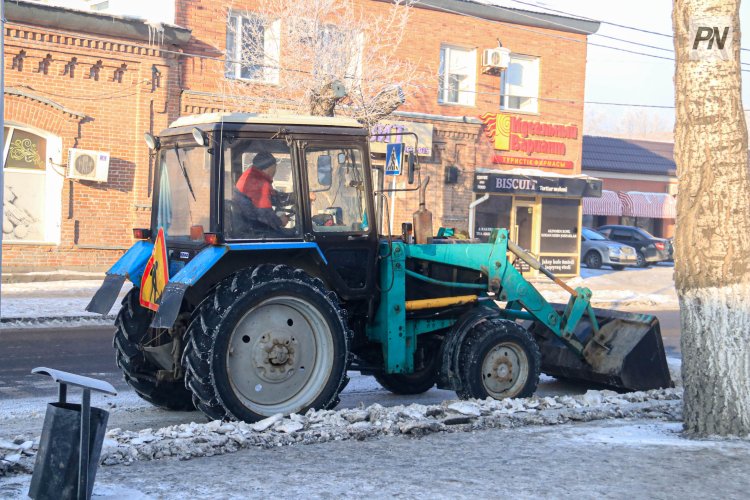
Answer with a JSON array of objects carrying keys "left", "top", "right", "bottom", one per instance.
[
  {"left": 2, "top": 1, "right": 189, "bottom": 274},
  {"left": 3, "top": 0, "right": 598, "bottom": 277},
  {"left": 581, "top": 136, "right": 677, "bottom": 239}
]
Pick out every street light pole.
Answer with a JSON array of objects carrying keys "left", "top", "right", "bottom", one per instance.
[{"left": 1, "top": 0, "right": 6, "bottom": 316}]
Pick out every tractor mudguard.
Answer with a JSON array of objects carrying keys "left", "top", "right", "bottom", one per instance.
[
  {"left": 86, "top": 241, "right": 154, "bottom": 315},
  {"left": 436, "top": 306, "right": 500, "bottom": 391},
  {"left": 150, "top": 242, "right": 328, "bottom": 329},
  {"left": 150, "top": 245, "right": 229, "bottom": 329}
]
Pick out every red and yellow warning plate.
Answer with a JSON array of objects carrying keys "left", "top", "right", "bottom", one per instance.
[{"left": 140, "top": 227, "right": 169, "bottom": 311}]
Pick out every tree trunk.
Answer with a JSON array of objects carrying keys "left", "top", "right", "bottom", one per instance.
[
  {"left": 673, "top": 0, "right": 750, "bottom": 436},
  {"left": 309, "top": 80, "right": 345, "bottom": 117}
]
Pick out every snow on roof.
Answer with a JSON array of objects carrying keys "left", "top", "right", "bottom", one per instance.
[
  {"left": 169, "top": 113, "right": 364, "bottom": 129},
  {"left": 476, "top": 167, "right": 601, "bottom": 181}
]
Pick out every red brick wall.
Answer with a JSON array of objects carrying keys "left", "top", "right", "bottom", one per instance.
[
  {"left": 2, "top": 24, "right": 181, "bottom": 272},
  {"left": 175, "top": 0, "right": 589, "bottom": 233},
  {"left": 3, "top": 2, "right": 590, "bottom": 272}
]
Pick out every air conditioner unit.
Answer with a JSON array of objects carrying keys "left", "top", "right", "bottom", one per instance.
[
  {"left": 67, "top": 149, "right": 110, "bottom": 182},
  {"left": 482, "top": 47, "right": 511, "bottom": 73}
]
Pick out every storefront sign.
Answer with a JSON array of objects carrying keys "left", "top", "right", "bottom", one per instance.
[
  {"left": 492, "top": 155, "right": 574, "bottom": 170},
  {"left": 474, "top": 172, "right": 602, "bottom": 198},
  {"left": 479, "top": 113, "right": 578, "bottom": 158},
  {"left": 370, "top": 121, "right": 433, "bottom": 156},
  {"left": 540, "top": 256, "right": 577, "bottom": 274}
]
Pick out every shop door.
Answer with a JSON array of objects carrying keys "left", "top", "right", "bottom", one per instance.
[{"left": 514, "top": 205, "right": 535, "bottom": 251}]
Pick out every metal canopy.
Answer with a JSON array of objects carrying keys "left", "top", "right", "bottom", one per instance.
[{"left": 32, "top": 367, "right": 117, "bottom": 396}]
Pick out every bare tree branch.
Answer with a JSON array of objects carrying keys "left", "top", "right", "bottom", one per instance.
[{"left": 222, "top": 0, "right": 420, "bottom": 127}]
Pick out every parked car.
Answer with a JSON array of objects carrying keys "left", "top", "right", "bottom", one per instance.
[
  {"left": 596, "top": 225, "right": 672, "bottom": 267},
  {"left": 580, "top": 227, "right": 638, "bottom": 270}
]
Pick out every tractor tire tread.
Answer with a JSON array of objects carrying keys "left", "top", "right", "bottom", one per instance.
[
  {"left": 113, "top": 289, "right": 195, "bottom": 412},
  {"left": 182, "top": 265, "right": 352, "bottom": 422},
  {"left": 457, "top": 318, "right": 541, "bottom": 401}
]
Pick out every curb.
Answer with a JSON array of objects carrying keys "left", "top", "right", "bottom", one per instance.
[{"left": 0, "top": 315, "right": 115, "bottom": 327}]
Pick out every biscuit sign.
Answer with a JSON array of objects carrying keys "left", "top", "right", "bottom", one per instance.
[{"left": 479, "top": 113, "right": 578, "bottom": 157}]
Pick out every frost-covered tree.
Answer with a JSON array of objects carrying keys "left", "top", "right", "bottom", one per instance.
[
  {"left": 673, "top": 0, "right": 750, "bottom": 436},
  {"left": 222, "top": 0, "right": 418, "bottom": 127}
]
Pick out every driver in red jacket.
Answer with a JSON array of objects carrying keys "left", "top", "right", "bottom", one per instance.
[{"left": 233, "top": 152, "right": 289, "bottom": 232}]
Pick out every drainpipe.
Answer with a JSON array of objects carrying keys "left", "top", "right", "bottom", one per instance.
[{"left": 468, "top": 194, "right": 490, "bottom": 239}]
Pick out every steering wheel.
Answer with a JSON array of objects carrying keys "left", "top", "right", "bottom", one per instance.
[{"left": 311, "top": 213, "right": 335, "bottom": 227}]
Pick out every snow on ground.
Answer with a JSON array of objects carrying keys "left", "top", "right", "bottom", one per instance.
[
  {"left": 4, "top": 416, "right": 749, "bottom": 500},
  {"left": 0, "top": 387, "right": 683, "bottom": 477},
  {"left": 0, "top": 279, "right": 130, "bottom": 327},
  {"left": 538, "top": 263, "right": 677, "bottom": 309}
]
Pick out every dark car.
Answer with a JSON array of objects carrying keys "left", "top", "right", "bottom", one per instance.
[
  {"left": 580, "top": 227, "right": 638, "bottom": 270},
  {"left": 596, "top": 225, "right": 672, "bottom": 267}
]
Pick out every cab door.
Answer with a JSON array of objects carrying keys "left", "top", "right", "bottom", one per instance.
[{"left": 301, "top": 142, "right": 377, "bottom": 300}]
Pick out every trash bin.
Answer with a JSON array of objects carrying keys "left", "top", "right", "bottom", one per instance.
[
  {"left": 27, "top": 367, "right": 117, "bottom": 500},
  {"left": 28, "top": 402, "right": 109, "bottom": 500}
]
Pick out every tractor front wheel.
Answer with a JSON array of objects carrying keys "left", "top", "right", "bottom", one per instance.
[
  {"left": 457, "top": 318, "right": 540, "bottom": 400},
  {"left": 113, "top": 289, "right": 195, "bottom": 411},
  {"left": 183, "top": 265, "right": 352, "bottom": 422}
]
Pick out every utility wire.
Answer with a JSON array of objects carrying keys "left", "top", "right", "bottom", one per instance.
[
  {"left": 508, "top": 0, "right": 750, "bottom": 53},
  {"left": 1, "top": 18, "right": 679, "bottom": 109}
]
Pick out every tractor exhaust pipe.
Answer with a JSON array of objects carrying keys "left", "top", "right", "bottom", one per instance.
[{"left": 413, "top": 176, "right": 432, "bottom": 244}]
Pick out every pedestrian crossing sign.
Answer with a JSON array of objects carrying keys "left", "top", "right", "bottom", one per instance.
[{"left": 385, "top": 143, "right": 404, "bottom": 175}]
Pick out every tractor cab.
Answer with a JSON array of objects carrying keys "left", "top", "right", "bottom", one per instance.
[{"left": 148, "top": 114, "right": 380, "bottom": 301}]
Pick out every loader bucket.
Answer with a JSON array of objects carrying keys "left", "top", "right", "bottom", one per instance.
[{"left": 529, "top": 306, "right": 673, "bottom": 392}]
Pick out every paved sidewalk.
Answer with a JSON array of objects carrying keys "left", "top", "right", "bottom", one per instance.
[{"left": 1, "top": 416, "right": 747, "bottom": 499}]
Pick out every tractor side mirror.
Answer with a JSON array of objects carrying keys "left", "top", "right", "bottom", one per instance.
[
  {"left": 407, "top": 154, "right": 416, "bottom": 185},
  {"left": 317, "top": 155, "right": 332, "bottom": 187}
]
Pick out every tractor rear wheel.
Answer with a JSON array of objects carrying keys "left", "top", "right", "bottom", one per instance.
[
  {"left": 374, "top": 339, "right": 440, "bottom": 395},
  {"left": 457, "top": 318, "right": 540, "bottom": 400},
  {"left": 113, "top": 289, "right": 194, "bottom": 411},
  {"left": 183, "top": 265, "right": 351, "bottom": 422}
]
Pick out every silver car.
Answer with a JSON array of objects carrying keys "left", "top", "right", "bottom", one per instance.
[{"left": 581, "top": 227, "right": 637, "bottom": 270}]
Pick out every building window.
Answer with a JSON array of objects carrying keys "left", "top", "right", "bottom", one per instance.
[
  {"left": 438, "top": 45, "right": 476, "bottom": 106},
  {"left": 226, "top": 14, "right": 281, "bottom": 84},
  {"left": 2, "top": 125, "right": 62, "bottom": 243},
  {"left": 316, "top": 25, "right": 363, "bottom": 82},
  {"left": 501, "top": 55, "right": 539, "bottom": 113}
]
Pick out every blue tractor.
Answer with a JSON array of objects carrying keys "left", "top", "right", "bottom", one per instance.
[{"left": 88, "top": 113, "right": 671, "bottom": 422}]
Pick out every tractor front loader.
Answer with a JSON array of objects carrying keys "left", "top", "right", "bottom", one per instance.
[{"left": 87, "top": 113, "right": 671, "bottom": 423}]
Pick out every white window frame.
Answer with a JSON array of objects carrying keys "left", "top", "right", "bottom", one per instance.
[
  {"left": 226, "top": 13, "right": 281, "bottom": 84},
  {"left": 500, "top": 54, "right": 540, "bottom": 113},
  {"left": 438, "top": 45, "right": 477, "bottom": 106},
  {"left": 2, "top": 123, "right": 63, "bottom": 245}
]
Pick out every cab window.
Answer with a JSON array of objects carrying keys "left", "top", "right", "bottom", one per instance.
[
  {"left": 222, "top": 138, "right": 299, "bottom": 239},
  {"left": 305, "top": 146, "right": 368, "bottom": 233}
]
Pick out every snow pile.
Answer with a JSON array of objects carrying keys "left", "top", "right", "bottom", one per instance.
[
  {"left": 0, "top": 438, "right": 36, "bottom": 476},
  {"left": 0, "top": 388, "right": 683, "bottom": 475},
  {"left": 94, "top": 388, "right": 680, "bottom": 466}
]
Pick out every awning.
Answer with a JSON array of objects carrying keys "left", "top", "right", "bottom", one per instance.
[
  {"left": 582, "top": 190, "right": 622, "bottom": 216},
  {"left": 619, "top": 191, "right": 676, "bottom": 219}
]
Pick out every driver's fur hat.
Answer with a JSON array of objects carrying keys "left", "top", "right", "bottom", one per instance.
[{"left": 253, "top": 152, "right": 277, "bottom": 170}]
